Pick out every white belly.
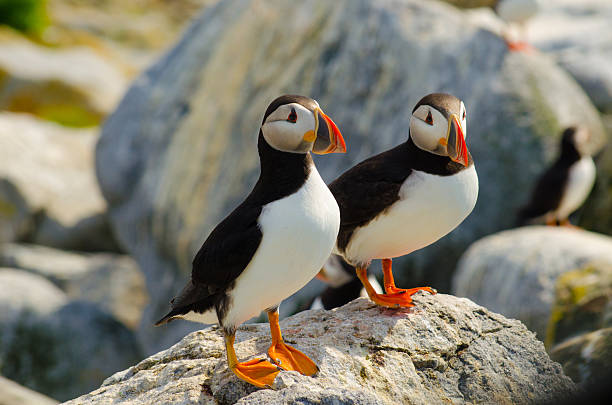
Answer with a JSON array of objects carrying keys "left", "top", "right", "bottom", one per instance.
[
  {"left": 555, "top": 157, "right": 596, "bottom": 220},
  {"left": 345, "top": 166, "right": 478, "bottom": 265},
  {"left": 223, "top": 168, "right": 340, "bottom": 327}
]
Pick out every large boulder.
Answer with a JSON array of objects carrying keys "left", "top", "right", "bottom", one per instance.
[
  {"left": 96, "top": 0, "right": 606, "bottom": 352},
  {"left": 63, "top": 294, "right": 575, "bottom": 405},
  {"left": 0, "top": 112, "right": 119, "bottom": 251},
  {"left": 0, "top": 268, "right": 143, "bottom": 402},
  {"left": 452, "top": 227, "right": 612, "bottom": 344},
  {"left": 0, "top": 244, "right": 147, "bottom": 329}
]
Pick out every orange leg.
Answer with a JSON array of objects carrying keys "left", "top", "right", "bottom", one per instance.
[
  {"left": 224, "top": 332, "right": 281, "bottom": 389},
  {"left": 267, "top": 310, "right": 318, "bottom": 376},
  {"left": 356, "top": 260, "right": 435, "bottom": 308}
]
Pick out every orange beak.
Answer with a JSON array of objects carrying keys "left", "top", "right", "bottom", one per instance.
[
  {"left": 312, "top": 109, "right": 347, "bottom": 154},
  {"left": 448, "top": 114, "right": 468, "bottom": 166}
]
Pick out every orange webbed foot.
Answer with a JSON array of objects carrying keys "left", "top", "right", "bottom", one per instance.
[
  {"left": 367, "top": 287, "right": 435, "bottom": 308},
  {"left": 231, "top": 358, "right": 282, "bottom": 389},
  {"left": 268, "top": 341, "right": 318, "bottom": 376}
]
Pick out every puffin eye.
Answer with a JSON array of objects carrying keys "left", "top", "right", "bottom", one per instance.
[
  {"left": 425, "top": 111, "right": 433, "bottom": 125},
  {"left": 463, "top": 110, "right": 466, "bottom": 120},
  {"left": 287, "top": 108, "right": 297, "bottom": 123}
]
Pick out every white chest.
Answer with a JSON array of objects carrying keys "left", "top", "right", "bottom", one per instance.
[
  {"left": 345, "top": 166, "right": 478, "bottom": 265},
  {"left": 224, "top": 168, "right": 340, "bottom": 327},
  {"left": 556, "top": 157, "right": 596, "bottom": 219}
]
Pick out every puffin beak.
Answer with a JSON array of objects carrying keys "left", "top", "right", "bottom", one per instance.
[
  {"left": 446, "top": 114, "right": 468, "bottom": 166},
  {"left": 312, "top": 109, "right": 346, "bottom": 154}
]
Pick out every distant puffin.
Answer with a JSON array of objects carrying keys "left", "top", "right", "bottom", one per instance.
[
  {"left": 495, "top": 0, "right": 541, "bottom": 51},
  {"left": 517, "top": 126, "right": 595, "bottom": 226},
  {"left": 329, "top": 93, "right": 478, "bottom": 308},
  {"left": 155, "top": 95, "right": 346, "bottom": 388},
  {"left": 310, "top": 254, "right": 382, "bottom": 310}
]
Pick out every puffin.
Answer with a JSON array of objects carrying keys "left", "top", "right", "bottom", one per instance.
[
  {"left": 517, "top": 126, "right": 595, "bottom": 226},
  {"left": 309, "top": 254, "right": 382, "bottom": 310},
  {"left": 495, "top": 0, "right": 541, "bottom": 51},
  {"left": 329, "top": 93, "right": 478, "bottom": 308},
  {"left": 155, "top": 94, "right": 346, "bottom": 388}
]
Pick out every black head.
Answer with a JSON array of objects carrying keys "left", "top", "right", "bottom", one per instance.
[{"left": 560, "top": 126, "right": 590, "bottom": 158}]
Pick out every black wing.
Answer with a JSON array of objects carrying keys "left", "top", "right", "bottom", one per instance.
[
  {"left": 154, "top": 203, "right": 263, "bottom": 325},
  {"left": 330, "top": 144, "right": 412, "bottom": 254},
  {"left": 191, "top": 203, "right": 263, "bottom": 287},
  {"left": 517, "top": 163, "right": 568, "bottom": 224}
]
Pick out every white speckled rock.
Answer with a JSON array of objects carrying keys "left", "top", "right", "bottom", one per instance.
[
  {"left": 95, "top": 0, "right": 607, "bottom": 354},
  {"left": 452, "top": 227, "right": 612, "bottom": 341},
  {"left": 63, "top": 294, "right": 575, "bottom": 405}
]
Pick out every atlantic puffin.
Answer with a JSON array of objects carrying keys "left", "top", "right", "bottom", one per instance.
[
  {"left": 517, "top": 126, "right": 595, "bottom": 226},
  {"left": 495, "top": 0, "right": 541, "bottom": 51},
  {"left": 155, "top": 95, "right": 346, "bottom": 388},
  {"left": 329, "top": 93, "right": 478, "bottom": 308},
  {"left": 309, "top": 254, "right": 382, "bottom": 310}
]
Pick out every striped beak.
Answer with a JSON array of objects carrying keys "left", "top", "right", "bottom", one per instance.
[
  {"left": 447, "top": 114, "right": 468, "bottom": 166},
  {"left": 312, "top": 109, "right": 346, "bottom": 154}
]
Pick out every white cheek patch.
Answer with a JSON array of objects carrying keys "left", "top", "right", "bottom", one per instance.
[
  {"left": 410, "top": 107, "right": 448, "bottom": 155},
  {"left": 261, "top": 103, "right": 316, "bottom": 153}
]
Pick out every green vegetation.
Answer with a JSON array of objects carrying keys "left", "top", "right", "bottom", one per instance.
[{"left": 0, "top": 0, "right": 48, "bottom": 36}]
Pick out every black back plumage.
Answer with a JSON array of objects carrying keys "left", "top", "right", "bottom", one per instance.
[
  {"left": 155, "top": 95, "right": 315, "bottom": 325},
  {"left": 517, "top": 127, "right": 582, "bottom": 224},
  {"left": 330, "top": 137, "right": 473, "bottom": 257}
]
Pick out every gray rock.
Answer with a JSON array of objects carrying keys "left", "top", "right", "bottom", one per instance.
[
  {"left": 546, "top": 261, "right": 612, "bottom": 348},
  {"left": 549, "top": 327, "right": 612, "bottom": 387},
  {"left": 0, "top": 28, "right": 127, "bottom": 123},
  {"left": 0, "top": 268, "right": 68, "bottom": 322},
  {"left": 0, "top": 298, "right": 143, "bottom": 402},
  {"left": 0, "top": 376, "right": 58, "bottom": 405},
  {"left": 452, "top": 227, "right": 612, "bottom": 343},
  {"left": 63, "top": 294, "right": 575, "bottom": 405},
  {"left": 0, "top": 244, "right": 147, "bottom": 329},
  {"left": 0, "top": 112, "right": 118, "bottom": 251},
  {"left": 529, "top": 0, "right": 612, "bottom": 113},
  {"left": 96, "top": 0, "right": 607, "bottom": 353}
]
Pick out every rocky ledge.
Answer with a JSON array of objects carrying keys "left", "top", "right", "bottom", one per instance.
[{"left": 63, "top": 294, "right": 574, "bottom": 404}]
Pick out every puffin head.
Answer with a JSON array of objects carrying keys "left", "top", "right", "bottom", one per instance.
[
  {"left": 561, "top": 126, "right": 590, "bottom": 157},
  {"left": 261, "top": 95, "right": 346, "bottom": 155},
  {"left": 409, "top": 93, "right": 469, "bottom": 166}
]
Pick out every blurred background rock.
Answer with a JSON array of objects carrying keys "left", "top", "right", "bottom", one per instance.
[{"left": 0, "top": 0, "right": 610, "bottom": 402}]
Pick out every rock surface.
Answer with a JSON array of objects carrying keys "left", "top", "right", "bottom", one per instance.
[
  {"left": 549, "top": 327, "right": 612, "bottom": 387},
  {"left": 0, "top": 268, "right": 68, "bottom": 321},
  {"left": 0, "top": 27, "right": 126, "bottom": 125},
  {"left": 95, "top": 0, "right": 607, "bottom": 353},
  {"left": 529, "top": 0, "right": 612, "bottom": 114},
  {"left": 0, "top": 243, "right": 147, "bottom": 328},
  {"left": 0, "top": 376, "right": 59, "bottom": 405},
  {"left": 0, "top": 112, "right": 117, "bottom": 251},
  {"left": 63, "top": 294, "right": 575, "bottom": 405},
  {"left": 0, "top": 268, "right": 143, "bottom": 401},
  {"left": 546, "top": 261, "right": 612, "bottom": 348},
  {"left": 452, "top": 227, "right": 612, "bottom": 342}
]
